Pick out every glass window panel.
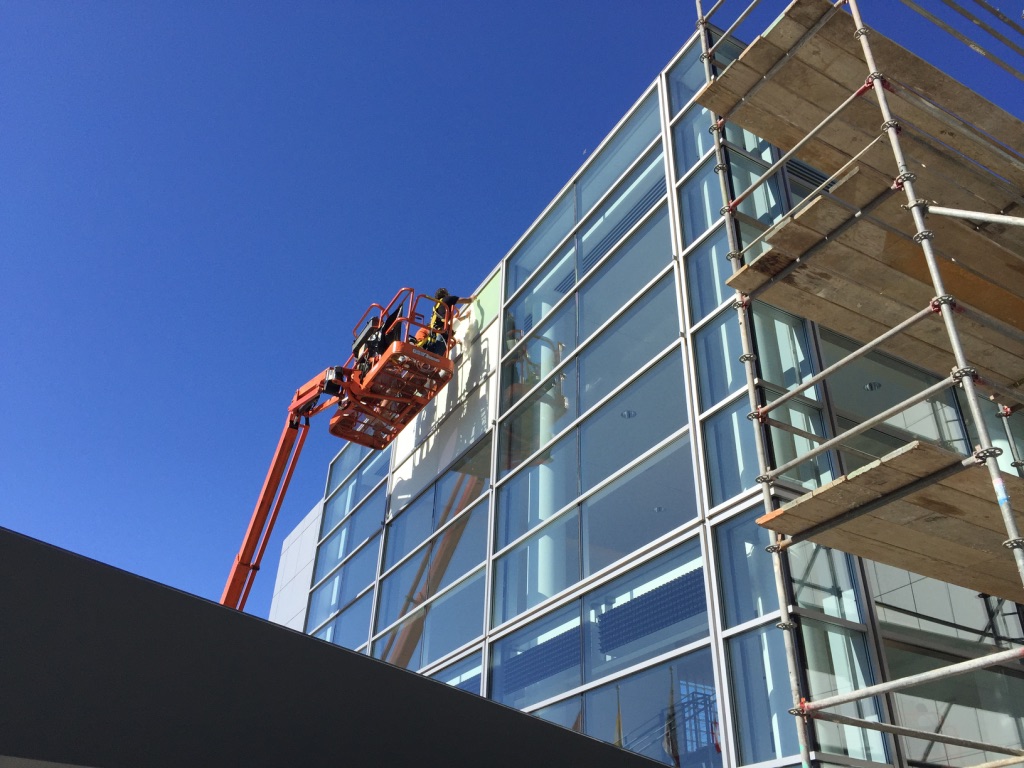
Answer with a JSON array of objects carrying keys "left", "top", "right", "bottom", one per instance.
[
  {"left": 431, "top": 651, "right": 483, "bottom": 695},
  {"left": 582, "top": 436, "right": 698, "bottom": 577},
  {"left": 319, "top": 590, "right": 373, "bottom": 651},
  {"left": 501, "top": 299, "right": 578, "bottom": 412},
  {"left": 729, "top": 154, "right": 785, "bottom": 226},
  {"left": 727, "top": 625, "right": 800, "bottom": 764},
  {"left": 789, "top": 543, "right": 860, "bottom": 622},
  {"left": 765, "top": 391, "right": 832, "bottom": 491},
  {"left": 577, "top": 90, "right": 661, "bottom": 217},
  {"left": 723, "top": 123, "right": 773, "bottom": 164},
  {"left": 673, "top": 104, "right": 716, "bottom": 176},
  {"left": 578, "top": 148, "right": 666, "bottom": 282},
  {"left": 306, "top": 534, "right": 379, "bottom": 631},
  {"left": 685, "top": 224, "right": 731, "bottom": 323},
  {"left": 679, "top": 158, "right": 721, "bottom": 245},
  {"left": 534, "top": 696, "right": 583, "bottom": 732},
  {"left": 580, "top": 351, "right": 688, "bottom": 493},
  {"left": 694, "top": 309, "right": 744, "bottom": 409},
  {"left": 376, "top": 546, "right": 426, "bottom": 632},
  {"left": 668, "top": 43, "right": 704, "bottom": 115},
  {"left": 584, "top": 540, "right": 707, "bottom": 681},
  {"left": 315, "top": 526, "right": 351, "bottom": 586},
  {"left": 506, "top": 244, "right": 575, "bottom": 353},
  {"left": 886, "top": 642, "right": 1024, "bottom": 767},
  {"left": 715, "top": 507, "right": 778, "bottom": 628},
  {"left": 583, "top": 649, "right": 721, "bottom": 767},
  {"left": 704, "top": 396, "right": 759, "bottom": 506},
  {"left": 496, "top": 433, "right": 579, "bottom": 548},
  {"left": 321, "top": 450, "right": 390, "bottom": 537},
  {"left": 801, "top": 619, "right": 887, "bottom": 762},
  {"left": 820, "top": 329, "right": 967, "bottom": 461},
  {"left": 577, "top": 204, "right": 672, "bottom": 341},
  {"left": 316, "top": 484, "right": 388, "bottom": 583},
  {"left": 499, "top": 366, "right": 577, "bottom": 478},
  {"left": 350, "top": 447, "right": 391, "bottom": 503},
  {"left": 326, "top": 443, "right": 371, "bottom": 497},
  {"left": 490, "top": 604, "right": 583, "bottom": 710},
  {"left": 578, "top": 274, "right": 678, "bottom": 413},
  {"left": 507, "top": 191, "right": 575, "bottom": 297},
  {"left": 434, "top": 441, "right": 491, "bottom": 528},
  {"left": 373, "top": 570, "right": 485, "bottom": 671},
  {"left": 492, "top": 509, "right": 581, "bottom": 626},
  {"left": 753, "top": 303, "right": 814, "bottom": 392},
  {"left": 384, "top": 491, "right": 434, "bottom": 570}
]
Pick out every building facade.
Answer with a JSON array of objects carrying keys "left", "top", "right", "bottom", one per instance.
[{"left": 270, "top": 20, "right": 1024, "bottom": 768}]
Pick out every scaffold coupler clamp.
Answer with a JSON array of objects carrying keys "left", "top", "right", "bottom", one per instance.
[
  {"left": 866, "top": 71, "right": 893, "bottom": 92},
  {"left": 902, "top": 198, "right": 928, "bottom": 213},
  {"left": 776, "top": 619, "right": 798, "bottom": 632},
  {"left": 709, "top": 118, "right": 725, "bottom": 134},
  {"left": 913, "top": 229, "right": 935, "bottom": 243},
  {"left": 731, "top": 296, "right": 749, "bottom": 309},
  {"left": 952, "top": 366, "right": 977, "bottom": 385},
  {"left": 892, "top": 171, "right": 916, "bottom": 191},
  {"left": 789, "top": 698, "right": 809, "bottom": 718},
  {"left": 881, "top": 118, "right": 902, "bottom": 135},
  {"left": 1003, "top": 538, "right": 1024, "bottom": 550},
  {"left": 748, "top": 407, "right": 767, "bottom": 424},
  {"left": 930, "top": 294, "right": 956, "bottom": 313},
  {"left": 973, "top": 446, "right": 1002, "bottom": 465}
]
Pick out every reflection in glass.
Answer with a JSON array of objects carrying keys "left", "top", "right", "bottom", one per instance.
[
  {"left": 789, "top": 542, "right": 860, "bottom": 622},
  {"left": 584, "top": 541, "right": 707, "bottom": 681},
  {"left": 577, "top": 90, "right": 661, "bottom": 216},
  {"left": 685, "top": 225, "right": 731, "bottom": 323},
  {"left": 315, "top": 590, "right": 373, "bottom": 651},
  {"left": 493, "top": 510, "right": 581, "bottom": 626},
  {"left": 578, "top": 205, "right": 672, "bottom": 342},
  {"left": 326, "top": 442, "right": 371, "bottom": 497},
  {"left": 507, "top": 191, "right": 575, "bottom": 298},
  {"left": 679, "top": 158, "right": 721, "bottom": 245},
  {"left": 667, "top": 43, "right": 704, "bottom": 115},
  {"left": 704, "top": 396, "right": 759, "bottom": 506},
  {"left": 728, "top": 154, "right": 784, "bottom": 226},
  {"left": 753, "top": 303, "right": 813, "bottom": 392},
  {"left": 385, "top": 491, "right": 434, "bottom": 570},
  {"left": 728, "top": 626, "right": 799, "bottom": 763},
  {"left": 674, "top": 104, "right": 716, "bottom": 175},
  {"left": 580, "top": 351, "right": 688, "bottom": 494},
  {"left": 583, "top": 649, "right": 721, "bottom": 768},
  {"left": 506, "top": 245, "right": 576, "bottom": 353},
  {"left": 315, "top": 484, "right": 387, "bottom": 583},
  {"left": 306, "top": 534, "right": 379, "bottom": 631},
  {"left": 534, "top": 696, "right": 583, "bottom": 732},
  {"left": 579, "top": 274, "right": 678, "bottom": 413},
  {"left": 694, "top": 310, "right": 744, "bottom": 409},
  {"left": 373, "top": 570, "right": 485, "bottom": 671},
  {"left": 496, "top": 434, "right": 579, "bottom": 548},
  {"left": 376, "top": 501, "right": 487, "bottom": 631},
  {"left": 431, "top": 651, "right": 483, "bottom": 695},
  {"left": 501, "top": 300, "right": 577, "bottom": 412},
  {"left": 802, "top": 619, "right": 887, "bottom": 762},
  {"left": 582, "top": 436, "right": 697, "bottom": 576},
  {"left": 499, "top": 366, "right": 577, "bottom": 478},
  {"left": 715, "top": 507, "right": 777, "bottom": 628},
  {"left": 490, "top": 604, "right": 582, "bottom": 709}
]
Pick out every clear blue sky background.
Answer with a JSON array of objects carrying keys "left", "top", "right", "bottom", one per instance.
[{"left": 2, "top": 1, "right": 1021, "bottom": 619}]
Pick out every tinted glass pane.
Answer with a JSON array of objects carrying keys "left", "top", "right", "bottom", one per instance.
[
  {"left": 384, "top": 491, "right": 433, "bottom": 570},
  {"left": 728, "top": 625, "right": 799, "bottom": 763},
  {"left": 431, "top": 652, "right": 483, "bottom": 695},
  {"left": 499, "top": 366, "right": 577, "bottom": 477},
  {"left": 579, "top": 351, "right": 688, "bottom": 493},
  {"left": 578, "top": 149, "right": 666, "bottom": 282},
  {"left": 673, "top": 104, "right": 715, "bottom": 175},
  {"left": 534, "top": 697, "right": 583, "bottom": 732},
  {"left": 764, "top": 390, "right": 832, "bottom": 491},
  {"left": 578, "top": 274, "right": 678, "bottom": 413},
  {"left": 715, "top": 507, "right": 777, "bottom": 628},
  {"left": 501, "top": 299, "right": 578, "bottom": 412},
  {"left": 490, "top": 604, "right": 583, "bottom": 709},
  {"left": 306, "top": 534, "right": 379, "bottom": 631},
  {"left": 577, "top": 90, "right": 661, "bottom": 216},
  {"left": 321, "top": 590, "right": 373, "bottom": 651},
  {"left": 668, "top": 43, "right": 704, "bottom": 114},
  {"left": 694, "top": 309, "right": 744, "bottom": 409},
  {"left": 789, "top": 542, "right": 860, "bottom": 622},
  {"left": 326, "top": 443, "right": 371, "bottom": 497},
  {"left": 753, "top": 303, "right": 814, "bottom": 392},
  {"left": 507, "top": 191, "right": 574, "bottom": 297},
  {"left": 584, "top": 540, "right": 706, "bottom": 681},
  {"left": 679, "top": 158, "right": 721, "bottom": 245},
  {"left": 583, "top": 649, "right": 721, "bottom": 768},
  {"left": 729, "top": 154, "right": 784, "bottom": 226},
  {"left": 578, "top": 205, "right": 672, "bottom": 341},
  {"left": 496, "top": 433, "right": 579, "bottom": 548},
  {"left": 802, "top": 619, "right": 887, "bottom": 762},
  {"left": 434, "top": 441, "right": 490, "bottom": 527},
  {"left": 315, "top": 484, "right": 388, "bottom": 583},
  {"left": 704, "top": 396, "right": 759, "bottom": 505},
  {"left": 506, "top": 245, "right": 575, "bottom": 353},
  {"left": 685, "top": 225, "right": 731, "bottom": 323},
  {"left": 492, "top": 509, "right": 581, "bottom": 626},
  {"left": 582, "top": 436, "right": 697, "bottom": 576}
]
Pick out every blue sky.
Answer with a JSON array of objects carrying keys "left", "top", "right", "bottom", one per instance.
[{"left": 2, "top": 1, "right": 1022, "bottom": 620}]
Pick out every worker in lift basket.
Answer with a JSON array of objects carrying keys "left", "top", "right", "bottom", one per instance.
[{"left": 414, "top": 288, "right": 470, "bottom": 355}]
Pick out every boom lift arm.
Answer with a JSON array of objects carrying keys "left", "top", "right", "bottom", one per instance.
[{"left": 220, "top": 288, "right": 466, "bottom": 611}]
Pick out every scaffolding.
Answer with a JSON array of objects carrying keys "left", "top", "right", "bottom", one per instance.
[{"left": 692, "top": 1, "right": 1024, "bottom": 766}]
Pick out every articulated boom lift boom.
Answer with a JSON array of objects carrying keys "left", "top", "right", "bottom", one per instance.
[{"left": 220, "top": 288, "right": 462, "bottom": 610}]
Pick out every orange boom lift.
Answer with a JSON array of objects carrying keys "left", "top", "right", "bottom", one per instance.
[{"left": 220, "top": 288, "right": 465, "bottom": 611}]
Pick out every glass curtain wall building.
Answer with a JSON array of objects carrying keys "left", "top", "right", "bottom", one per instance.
[{"left": 273, "top": 26, "right": 1024, "bottom": 768}]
